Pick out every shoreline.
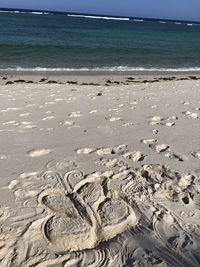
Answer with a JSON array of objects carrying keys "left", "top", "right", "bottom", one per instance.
[
  {"left": 1, "top": 71, "right": 200, "bottom": 86},
  {"left": 1, "top": 69, "right": 200, "bottom": 75}
]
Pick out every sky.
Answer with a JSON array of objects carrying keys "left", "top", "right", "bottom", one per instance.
[{"left": 0, "top": 0, "right": 200, "bottom": 22}]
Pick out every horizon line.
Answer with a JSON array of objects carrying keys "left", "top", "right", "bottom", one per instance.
[{"left": 0, "top": 7, "right": 200, "bottom": 24}]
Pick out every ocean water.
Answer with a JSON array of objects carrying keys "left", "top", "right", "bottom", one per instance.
[{"left": 0, "top": 11, "right": 200, "bottom": 72}]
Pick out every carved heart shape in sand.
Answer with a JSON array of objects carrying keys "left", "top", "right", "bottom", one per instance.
[{"left": 39, "top": 170, "right": 137, "bottom": 252}]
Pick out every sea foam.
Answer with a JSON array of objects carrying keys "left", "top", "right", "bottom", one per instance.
[{"left": 1, "top": 66, "right": 200, "bottom": 73}]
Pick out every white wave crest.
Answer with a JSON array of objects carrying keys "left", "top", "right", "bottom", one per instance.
[
  {"left": 67, "top": 14, "right": 130, "bottom": 21},
  {"left": 1, "top": 66, "right": 200, "bottom": 73},
  {"left": 0, "top": 10, "right": 24, "bottom": 14},
  {"left": 31, "top": 12, "right": 44, "bottom": 15},
  {"left": 0, "top": 10, "right": 50, "bottom": 15},
  {"left": 133, "top": 19, "right": 144, "bottom": 22}
]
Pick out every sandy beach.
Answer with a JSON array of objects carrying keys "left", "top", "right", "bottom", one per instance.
[{"left": 0, "top": 75, "right": 200, "bottom": 266}]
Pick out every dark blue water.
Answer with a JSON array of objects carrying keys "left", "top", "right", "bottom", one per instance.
[{"left": 0, "top": 11, "right": 200, "bottom": 71}]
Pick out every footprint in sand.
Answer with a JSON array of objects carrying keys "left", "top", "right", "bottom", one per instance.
[
  {"left": 122, "top": 122, "right": 134, "bottom": 127},
  {"left": 20, "top": 125, "right": 37, "bottom": 129},
  {"left": 95, "top": 144, "right": 127, "bottom": 156},
  {"left": 2, "top": 120, "right": 17, "bottom": 125},
  {"left": 149, "top": 144, "right": 170, "bottom": 153},
  {"left": 27, "top": 149, "right": 52, "bottom": 158},
  {"left": 164, "top": 151, "right": 184, "bottom": 162},
  {"left": 19, "top": 113, "right": 31, "bottom": 117},
  {"left": 165, "top": 122, "right": 175, "bottom": 127},
  {"left": 191, "top": 151, "right": 200, "bottom": 159},
  {"left": 0, "top": 107, "right": 23, "bottom": 113},
  {"left": 108, "top": 108, "right": 119, "bottom": 112},
  {"left": 45, "top": 101, "right": 55, "bottom": 105},
  {"left": 76, "top": 148, "right": 95, "bottom": 155},
  {"left": 42, "top": 116, "right": 54, "bottom": 121},
  {"left": 130, "top": 100, "right": 138, "bottom": 105},
  {"left": 182, "top": 101, "right": 190, "bottom": 105},
  {"left": 151, "top": 105, "right": 158, "bottom": 109},
  {"left": 60, "top": 120, "right": 75, "bottom": 127},
  {"left": 96, "top": 147, "right": 115, "bottom": 156},
  {"left": 89, "top": 110, "right": 98, "bottom": 114},
  {"left": 108, "top": 117, "right": 124, "bottom": 122},
  {"left": 22, "top": 172, "right": 41, "bottom": 181},
  {"left": 149, "top": 116, "right": 164, "bottom": 125},
  {"left": 183, "top": 111, "right": 199, "bottom": 119},
  {"left": 54, "top": 98, "right": 64, "bottom": 102},
  {"left": 123, "top": 151, "right": 145, "bottom": 162},
  {"left": 141, "top": 138, "right": 157, "bottom": 145},
  {"left": 149, "top": 116, "right": 177, "bottom": 127},
  {"left": 8, "top": 179, "right": 20, "bottom": 190},
  {"left": 0, "top": 154, "right": 7, "bottom": 160},
  {"left": 142, "top": 139, "right": 185, "bottom": 162},
  {"left": 69, "top": 111, "right": 82, "bottom": 118},
  {"left": 118, "top": 104, "right": 125, "bottom": 108},
  {"left": 3, "top": 120, "right": 36, "bottom": 129},
  {"left": 26, "top": 104, "right": 36, "bottom": 107},
  {"left": 152, "top": 129, "right": 159, "bottom": 135},
  {"left": 98, "top": 158, "right": 122, "bottom": 168},
  {"left": 20, "top": 121, "right": 35, "bottom": 126}
]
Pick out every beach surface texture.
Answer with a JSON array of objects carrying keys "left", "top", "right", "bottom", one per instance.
[{"left": 0, "top": 75, "right": 200, "bottom": 266}]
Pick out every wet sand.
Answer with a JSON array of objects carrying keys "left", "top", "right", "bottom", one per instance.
[{"left": 1, "top": 71, "right": 200, "bottom": 86}]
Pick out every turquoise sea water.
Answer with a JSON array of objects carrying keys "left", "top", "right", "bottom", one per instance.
[{"left": 0, "top": 11, "right": 200, "bottom": 72}]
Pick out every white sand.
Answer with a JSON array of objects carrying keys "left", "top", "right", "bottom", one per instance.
[{"left": 0, "top": 79, "right": 200, "bottom": 266}]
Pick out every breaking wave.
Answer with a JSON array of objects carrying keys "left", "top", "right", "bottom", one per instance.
[
  {"left": 67, "top": 14, "right": 130, "bottom": 21},
  {"left": 1, "top": 66, "right": 200, "bottom": 73}
]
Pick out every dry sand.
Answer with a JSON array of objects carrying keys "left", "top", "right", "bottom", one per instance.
[{"left": 0, "top": 76, "right": 200, "bottom": 266}]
